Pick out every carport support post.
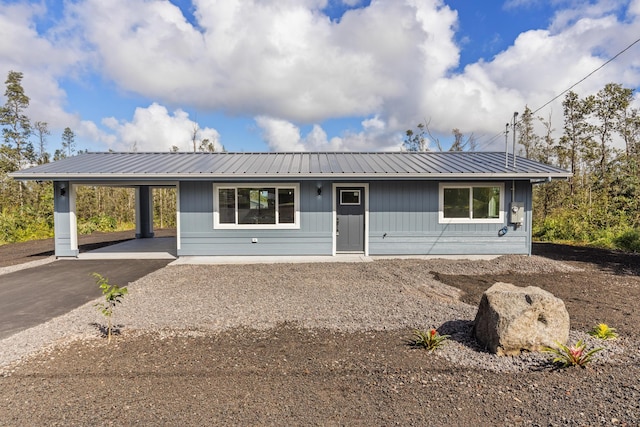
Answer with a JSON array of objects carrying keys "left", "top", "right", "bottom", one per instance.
[
  {"left": 53, "top": 181, "right": 78, "bottom": 257},
  {"left": 135, "top": 185, "right": 154, "bottom": 238}
]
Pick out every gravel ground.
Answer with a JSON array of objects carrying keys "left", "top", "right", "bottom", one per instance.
[
  {"left": 0, "top": 256, "right": 582, "bottom": 372},
  {"left": 1, "top": 238, "right": 639, "bottom": 425}
]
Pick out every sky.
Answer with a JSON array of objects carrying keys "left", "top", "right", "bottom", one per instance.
[{"left": 1, "top": 0, "right": 639, "bottom": 154}]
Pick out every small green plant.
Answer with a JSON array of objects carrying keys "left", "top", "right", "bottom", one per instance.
[
  {"left": 411, "top": 328, "right": 450, "bottom": 351},
  {"left": 589, "top": 323, "right": 618, "bottom": 340},
  {"left": 93, "top": 273, "right": 128, "bottom": 343},
  {"left": 543, "top": 340, "right": 603, "bottom": 368}
]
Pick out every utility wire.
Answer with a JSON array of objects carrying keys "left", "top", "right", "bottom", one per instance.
[
  {"left": 474, "top": 36, "right": 640, "bottom": 151},
  {"left": 530, "top": 36, "right": 640, "bottom": 116},
  {"left": 482, "top": 36, "right": 640, "bottom": 151}
]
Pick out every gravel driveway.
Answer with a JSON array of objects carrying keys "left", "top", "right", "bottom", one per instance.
[
  {"left": 1, "top": 249, "right": 639, "bottom": 426},
  {"left": 0, "top": 255, "right": 626, "bottom": 373}
]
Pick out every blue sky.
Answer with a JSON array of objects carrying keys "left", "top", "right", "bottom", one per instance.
[{"left": 1, "top": 0, "right": 639, "bottom": 154}]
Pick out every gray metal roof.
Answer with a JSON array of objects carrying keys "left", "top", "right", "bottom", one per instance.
[{"left": 10, "top": 151, "right": 572, "bottom": 181}]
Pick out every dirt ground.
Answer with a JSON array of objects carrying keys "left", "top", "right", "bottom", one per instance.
[{"left": 1, "top": 234, "right": 639, "bottom": 426}]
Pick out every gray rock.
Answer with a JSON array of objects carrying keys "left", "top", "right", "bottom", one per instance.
[{"left": 473, "top": 282, "right": 570, "bottom": 356}]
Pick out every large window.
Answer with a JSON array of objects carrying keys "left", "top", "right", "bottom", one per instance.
[
  {"left": 439, "top": 183, "right": 504, "bottom": 223},
  {"left": 214, "top": 184, "right": 299, "bottom": 229}
]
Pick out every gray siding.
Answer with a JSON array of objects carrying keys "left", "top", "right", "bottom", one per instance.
[
  {"left": 177, "top": 179, "right": 534, "bottom": 257},
  {"left": 178, "top": 181, "right": 333, "bottom": 256},
  {"left": 368, "top": 180, "right": 532, "bottom": 255}
]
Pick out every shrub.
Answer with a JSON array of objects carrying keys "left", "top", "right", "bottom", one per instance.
[
  {"left": 543, "top": 340, "right": 603, "bottom": 368},
  {"left": 589, "top": 323, "right": 618, "bottom": 340},
  {"left": 93, "top": 273, "right": 128, "bottom": 344},
  {"left": 411, "top": 328, "right": 450, "bottom": 351},
  {"left": 613, "top": 229, "right": 640, "bottom": 252}
]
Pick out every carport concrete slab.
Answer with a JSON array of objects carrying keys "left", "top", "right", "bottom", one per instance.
[{"left": 77, "top": 237, "right": 176, "bottom": 260}]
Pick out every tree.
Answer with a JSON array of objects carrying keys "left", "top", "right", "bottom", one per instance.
[
  {"left": 619, "top": 106, "right": 640, "bottom": 159},
  {"left": 33, "top": 121, "right": 50, "bottom": 164},
  {"left": 557, "top": 91, "right": 594, "bottom": 194},
  {"left": 403, "top": 122, "right": 429, "bottom": 151},
  {"left": 0, "top": 71, "right": 33, "bottom": 173},
  {"left": 450, "top": 128, "right": 476, "bottom": 151},
  {"left": 592, "top": 83, "right": 632, "bottom": 179},
  {"left": 198, "top": 138, "right": 216, "bottom": 152},
  {"left": 191, "top": 123, "right": 199, "bottom": 153},
  {"left": 53, "top": 148, "right": 66, "bottom": 161},
  {"left": 517, "top": 106, "right": 541, "bottom": 159},
  {"left": 538, "top": 111, "right": 555, "bottom": 164},
  {"left": 404, "top": 121, "right": 475, "bottom": 152},
  {"left": 61, "top": 127, "right": 75, "bottom": 157}
]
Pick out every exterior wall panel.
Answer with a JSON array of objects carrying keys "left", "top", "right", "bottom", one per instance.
[
  {"left": 368, "top": 180, "right": 532, "bottom": 255},
  {"left": 177, "top": 179, "right": 534, "bottom": 257},
  {"left": 178, "top": 180, "right": 333, "bottom": 256}
]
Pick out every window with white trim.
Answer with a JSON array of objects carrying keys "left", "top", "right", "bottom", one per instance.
[
  {"left": 438, "top": 183, "right": 504, "bottom": 223},
  {"left": 214, "top": 184, "right": 300, "bottom": 229}
]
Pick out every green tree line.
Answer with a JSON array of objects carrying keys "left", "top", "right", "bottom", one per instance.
[
  {"left": 521, "top": 83, "right": 640, "bottom": 251},
  {"left": 2, "top": 69, "right": 639, "bottom": 251},
  {"left": 0, "top": 70, "right": 176, "bottom": 244}
]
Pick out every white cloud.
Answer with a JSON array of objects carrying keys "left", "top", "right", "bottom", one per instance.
[
  {"left": 1, "top": 0, "right": 639, "bottom": 153},
  {"left": 103, "top": 103, "right": 222, "bottom": 152},
  {"left": 0, "top": 2, "right": 84, "bottom": 133},
  {"left": 71, "top": 0, "right": 459, "bottom": 124},
  {"left": 256, "top": 115, "right": 401, "bottom": 152},
  {"left": 408, "top": 0, "right": 640, "bottom": 149}
]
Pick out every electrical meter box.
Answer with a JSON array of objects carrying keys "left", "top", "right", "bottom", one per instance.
[{"left": 510, "top": 202, "right": 524, "bottom": 225}]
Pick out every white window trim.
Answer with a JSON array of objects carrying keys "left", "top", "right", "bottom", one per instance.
[
  {"left": 438, "top": 182, "right": 505, "bottom": 224},
  {"left": 213, "top": 183, "right": 300, "bottom": 229}
]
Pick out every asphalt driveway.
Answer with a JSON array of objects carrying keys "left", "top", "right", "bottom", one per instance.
[{"left": 0, "top": 259, "right": 171, "bottom": 340}]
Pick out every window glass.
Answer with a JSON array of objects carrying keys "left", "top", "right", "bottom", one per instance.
[
  {"left": 215, "top": 184, "right": 299, "bottom": 228},
  {"left": 472, "top": 187, "right": 501, "bottom": 219},
  {"left": 440, "top": 183, "right": 503, "bottom": 223},
  {"left": 340, "top": 190, "right": 360, "bottom": 205},
  {"left": 218, "top": 188, "right": 236, "bottom": 224},
  {"left": 278, "top": 188, "right": 295, "bottom": 223},
  {"left": 238, "top": 188, "right": 275, "bottom": 224},
  {"left": 443, "top": 188, "right": 469, "bottom": 218}
]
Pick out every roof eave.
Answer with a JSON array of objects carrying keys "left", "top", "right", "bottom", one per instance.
[{"left": 10, "top": 172, "right": 573, "bottom": 181}]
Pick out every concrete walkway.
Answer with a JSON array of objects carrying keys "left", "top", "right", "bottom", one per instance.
[{"left": 72, "top": 236, "right": 497, "bottom": 264}]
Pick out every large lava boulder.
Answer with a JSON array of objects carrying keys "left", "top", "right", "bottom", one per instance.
[{"left": 473, "top": 282, "right": 570, "bottom": 356}]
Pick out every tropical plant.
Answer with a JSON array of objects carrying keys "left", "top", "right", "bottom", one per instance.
[
  {"left": 411, "top": 328, "right": 450, "bottom": 351},
  {"left": 93, "top": 273, "right": 128, "bottom": 343},
  {"left": 589, "top": 323, "right": 618, "bottom": 340},
  {"left": 543, "top": 340, "right": 603, "bottom": 368}
]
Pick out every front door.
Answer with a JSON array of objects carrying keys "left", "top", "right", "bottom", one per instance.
[{"left": 336, "top": 187, "right": 365, "bottom": 252}]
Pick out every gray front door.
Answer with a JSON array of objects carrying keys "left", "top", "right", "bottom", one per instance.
[{"left": 336, "top": 187, "right": 365, "bottom": 252}]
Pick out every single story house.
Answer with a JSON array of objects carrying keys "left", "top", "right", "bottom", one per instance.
[{"left": 11, "top": 151, "right": 571, "bottom": 258}]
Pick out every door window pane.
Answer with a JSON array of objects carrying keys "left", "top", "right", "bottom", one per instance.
[{"left": 340, "top": 190, "right": 360, "bottom": 205}]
